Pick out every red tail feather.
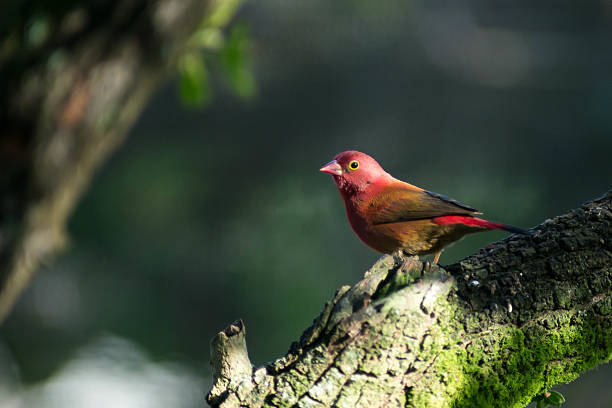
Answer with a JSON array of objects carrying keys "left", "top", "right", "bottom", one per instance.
[{"left": 432, "top": 216, "right": 528, "bottom": 235}]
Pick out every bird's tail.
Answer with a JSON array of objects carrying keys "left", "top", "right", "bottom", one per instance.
[
  {"left": 484, "top": 220, "right": 529, "bottom": 235},
  {"left": 433, "top": 216, "right": 529, "bottom": 235}
]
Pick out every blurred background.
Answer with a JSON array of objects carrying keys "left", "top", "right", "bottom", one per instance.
[{"left": 1, "top": 0, "right": 611, "bottom": 407}]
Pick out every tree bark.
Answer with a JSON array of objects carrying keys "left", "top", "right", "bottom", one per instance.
[
  {"left": 207, "top": 191, "right": 612, "bottom": 408},
  {"left": 0, "top": 0, "right": 239, "bottom": 323}
]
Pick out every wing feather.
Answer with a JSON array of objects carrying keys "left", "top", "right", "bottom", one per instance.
[{"left": 369, "top": 186, "right": 480, "bottom": 225}]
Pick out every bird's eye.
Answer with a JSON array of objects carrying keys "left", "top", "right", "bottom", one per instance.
[{"left": 348, "top": 160, "right": 360, "bottom": 170}]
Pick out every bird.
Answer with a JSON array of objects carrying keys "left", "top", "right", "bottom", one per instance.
[{"left": 319, "top": 150, "right": 528, "bottom": 264}]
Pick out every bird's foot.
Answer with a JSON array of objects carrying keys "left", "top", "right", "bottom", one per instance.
[
  {"left": 391, "top": 248, "right": 403, "bottom": 259},
  {"left": 423, "top": 251, "right": 443, "bottom": 273},
  {"left": 392, "top": 249, "right": 421, "bottom": 265}
]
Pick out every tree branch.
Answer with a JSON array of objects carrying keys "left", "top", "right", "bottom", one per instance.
[
  {"left": 0, "top": 0, "right": 239, "bottom": 323},
  {"left": 207, "top": 191, "right": 612, "bottom": 408}
]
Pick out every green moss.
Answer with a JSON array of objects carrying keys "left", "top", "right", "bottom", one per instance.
[
  {"left": 283, "top": 370, "right": 310, "bottom": 396},
  {"left": 441, "top": 306, "right": 611, "bottom": 408},
  {"left": 294, "top": 346, "right": 334, "bottom": 383},
  {"left": 372, "top": 261, "right": 423, "bottom": 300},
  {"left": 335, "top": 348, "right": 364, "bottom": 375}
]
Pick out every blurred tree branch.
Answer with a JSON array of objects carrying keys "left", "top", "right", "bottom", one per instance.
[
  {"left": 0, "top": 0, "right": 242, "bottom": 323},
  {"left": 208, "top": 192, "right": 611, "bottom": 408}
]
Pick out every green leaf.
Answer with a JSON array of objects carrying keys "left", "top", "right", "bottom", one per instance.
[
  {"left": 26, "top": 14, "right": 50, "bottom": 48},
  {"left": 178, "top": 52, "right": 211, "bottom": 107},
  {"left": 219, "top": 23, "right": 256, "bottom": 100},
  {"left": 189, "top": 27, "right": 224, "bottom": 51},
  {"left": 533, "top": 390, "right": 566, "bottom": 408},
  {"left": 204, "top": 0, "right": 244, "bottom": 27},
  {"left": 545, "top": 390, "right": 566, "bottom": 407}
]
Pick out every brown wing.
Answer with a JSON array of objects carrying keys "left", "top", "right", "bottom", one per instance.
[{"left": 369, "top": 186, "right": 481, "bottom": 225}]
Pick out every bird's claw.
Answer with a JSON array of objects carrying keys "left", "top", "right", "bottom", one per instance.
[
  {"left": 423, "top": 259, "right": 432, "bottom": 274},
  {"left": 391, "top": 249, "right": 405, "bottom": 260}
]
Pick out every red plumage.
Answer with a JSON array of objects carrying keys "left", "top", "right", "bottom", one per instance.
[{"left": 320, "top": 151, "right": 528, "bottom": 263}]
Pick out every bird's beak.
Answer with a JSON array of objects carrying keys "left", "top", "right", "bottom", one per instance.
[{"left": 319, "top": 160, "right": 343, "bottom": 176}]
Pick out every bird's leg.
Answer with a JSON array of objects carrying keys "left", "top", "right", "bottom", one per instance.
[
  {"left": 392, "top": 248, "right": 403, "bottom": 258},
  {"left": 423, "top": 251, "right": 442, "bottom": 274},
  {"left": 423, "top": 259, "right": 432, "bottom": 273},
  {"left": 432, "top": 250, "right": 443, "bottom": 265}
]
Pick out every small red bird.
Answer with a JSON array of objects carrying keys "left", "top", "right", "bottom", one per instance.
[{"left": 320, "top": 151, "right": 528, "bottom": 263}]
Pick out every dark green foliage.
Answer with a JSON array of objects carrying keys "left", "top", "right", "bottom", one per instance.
[
  {"left": 219, "top": 24, "right": 255, "bottom": 100},
  {"left": 179, "top": 52, "right": 211, "bottom": 106}
]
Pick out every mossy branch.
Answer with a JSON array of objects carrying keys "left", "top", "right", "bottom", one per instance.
[{"left": 207, "top": 191, "right": 612, "bottom": 408}]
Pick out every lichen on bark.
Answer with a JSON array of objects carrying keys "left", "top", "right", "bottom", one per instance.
[{"left": 207, "top": 191, "right": 612, "bottom": 408}]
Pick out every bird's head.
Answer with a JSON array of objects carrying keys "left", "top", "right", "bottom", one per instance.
[{"left": 319, "top": 150, "right": 390, "bottom": 197}]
